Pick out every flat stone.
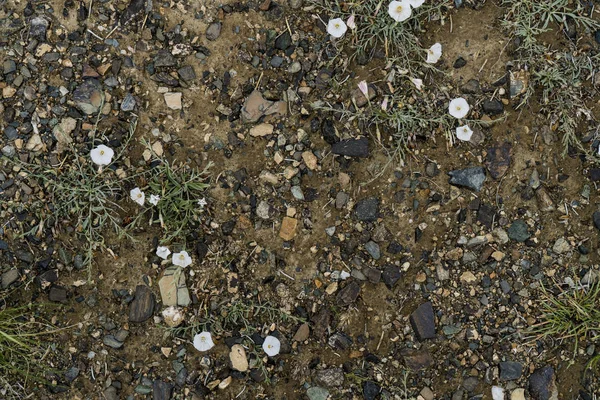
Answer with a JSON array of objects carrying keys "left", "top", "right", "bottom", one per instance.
[
  {"left": 1, "top": 269, "right": 19, "bottom": 289},
  {"left": 279, "top": 217, "right": 298, "bottom": 241},
  {"left": 275, "top": 31, "right": 292, "bottom": 50},
  {"left": 241, "top": 91, "right": 286, "bottom": 123},
  {"left": 593, "top": 211, "right": 600, "bottom": 231},
  {"left": 178, "top": 65, "right": 196, "bottom": 82},
  {"left": 154, "top": 49, "right": 176, "bottom": 67},
  {"left": 363, "top": 267, "right": 381, "bottom": 283},
  {"left": 448, "top": 167, "right": 486, "bottom": 191},
  {"left": 230, "top": 344, "right": 248, "bottom": 372},
  {"left": 354, "top": 197, "right": 379, "bottom": 221},
  {"left": 73, "top": 79, "right": 103, "bottom": 115},
  {"left": 158, "top": 267, "right": 191, "bottom": 307},
  {"left": 463, "top": 377, "right": 479, "bottom": 392},
  {"left": 331, "top": 137, "right": 369, "bottom": 157},
  {"left": 499, "top": 361, "right": 523, "bottom": 381},
  {"left": 103, "top": 335, "right": 124, "bottom": 349},
  {"left": 529, "top": 366, "right": 558, "bottom": 400},
  {"left": 121, "top": 93, "right": 136, "bottom": 111},
  {"left": 49, "top": 286, "right": 68, "bottom": 303},
  {"left": 65, "top": 366, "right": 79, "bottom": 383},
  {"left": 293, "top": 323, "right": 310, "bottom": 341},
  {"left": 206, "top": 22, "right": 222, "bottom": 40},
  {"left": 152, "top": 380, "right": 172, "bottom": 400},
  {"left": 249, "top": 123, "right": 274, "bottom": 137},
  {"left": 315, "top": 368, "right": 344, "bottom": 387},
  {"left": 552, "top": 237, "right": 571, "bottom": 254},
  {"left": 164, "top": 92, "right": 182, "bottom": 110},
  {"left": 482, "top": 99, "right": 504, "bottom": 115},
  {"left": 328, "top": 332, "right": 352, "bottom": 350},
  {"left": 507, "top": 220, "right": 530, "bottom": 242},
  {"left": 306, "top": 387, "right": 329, "bottom": 400},
  {"left": 511, "top": 388, "right": 526, "bottom": 400},
  {"left": 401, "top": 348, "right": 432, "bottom": 370},
  {"left": 486, "top": 142, "right": 512, "bottom": 179},
  {"left": 461, "top": 79, "right": 480, "bottom": 94},
  {"left": 336, "top": 281, "right": 360, "bottom": 306},
  {"left": 302, "top": 151, "right": 318, "bottom": 170},
  {"left": 381, "top": 265, "right": 401, "bottom": 289},
  {"left": 364, "top": 241, "right": 380, "bottom": 260},
  {"left": 335, "top": 192, "right": 349, "bottom": 209},
  {"left": 410, "top": 302, "right": 436, "bottom": 340},
  {"left": 129, "top": 285, "right": 155, "bottom": 323}
]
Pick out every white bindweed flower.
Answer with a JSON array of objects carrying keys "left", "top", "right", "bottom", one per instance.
[
  {"left": 149, "top": 194, "right": 160, "bottom": 206},
  {"left": 193, "top": 332, "right": 215, "bottom": 352},
  {"left": 410, "top": 77, "right": 423, "bottom": 90},
  {"left": 130, "top": 187, "right": 145, "bottom": 206},
  {"left": 426, "top": 43, "right": 442, "bottom": 64},
  {"left": 156, "top": 246, "right": 171, "bottom": 259},
  {"left": 456, "top": 125, "right": 473, "bottom": 142},
  {"left": 408, "top": 0, "right": 425, "bottom": 8},
  {"left": 197, "top": 198, "right": 207, "bottom": 207},
  {"left": 347, "top": 14, "right": 356, "bottom": 29},
  {"left": 448, "top": 97, "right": 470, "bottom": 119},
  {"left": 327, "top": 18, "right": 347, "bottom": 38},
  {"left": 388, "top": 0, "right": 412, "bottom": 22},
  {"left": 172, "top": 251, "right": 192, "bottom": 268},
  {"left": 162, "top": 306, "right": 184, "bottom": 328},
  {"left": 358, "top": 80, "right": 369, "bottom": 97},
  {"left": 90, "top": 145, "right": 114, "bottom": 166},
  {"left": 262, "top": 335, "right": 281, "bottom": 357}
]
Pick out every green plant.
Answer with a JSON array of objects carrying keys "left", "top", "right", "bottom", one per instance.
[{"left": 529, "top": 280, "right": 600, "bottom": 358}]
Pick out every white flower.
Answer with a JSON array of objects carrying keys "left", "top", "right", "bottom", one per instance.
[
  {"left": 448, "top": 97, "right": 470, "bottom": 119},
  {"left": 162, "top": 306, "right": 184, "bottom": 328},
  {"left": 197, "top": 198, "right": 207, "bottom": 207},
  {"left": 90, "top": 145, "right": 114, "bottom": 166},
  {"left": 262, "top": 335, "right": 281, "bottom": 357},
  {"left": 130, "top": 187, "right": 145, "bottom": 206},
  {"left": 347, "top": 14, "right": 356, "bottom": 29},
  {"left": 410, "top": 77, "right": 423, "bottom": 90},
  {"left": 388, "top": 0, "right": 412, "bottom": 22},
  {"left": 193, "top": 332, "right": 215, "bottom": 352},
  {"left": 149, "top": 194, "right": 160, "bottom": 206},
  {"left": 408, "top": 0, "right": 425, "bottom": 8},
  {"left": 456, "top": 125, "right": 473, "bottom": 142},
  {"left": 426, "top": 43, "right": 442, "bottom": 64},
  {"left": 172, "top": 251, "right": 192, "bottom": 268},
  {"left": 156, "top": 246, "right": 171, "bottom": 259},
  {"left": 358, "top": 81, "right": 369, "bottom": 97},
  {"left": 327, "top": 18, "right": 347, "bottom": 38}
]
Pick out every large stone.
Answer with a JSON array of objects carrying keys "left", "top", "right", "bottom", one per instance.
[
  {"left": 306, "top": 387, "right": 329, "bottom": 400},
  {"left": 331, "top": 137, "right": 369, "bottom": 157},
  {"left": 410, "top": 302, "right": 436, "bottom": 340},
  {"left": 336, "top": 281, "right": 360, "bottom": 306},
  {"left": 499, "top": 361, "right": 523, "bottom": 381},
  {"left": 158, "top": 267, "right": 191, "bottom": 307},
  {"left": 507, "top": 220, "right": 530, "bottom": 242},
  {"left": 230, "top": 344, "right": 249, "bottom": 372},
  {"left": 315, "top": 368, "right": 344, "bottom": 387},
  {"left": 363, "top": 381, "right": 380, "bottom": 400},
  {"left": 381, "top": 265, "right": 401, "bottom": 289},
  {"left": 152, "top": 380, "right": 172, "bottom": 400},
  {"left": 486, "top": 142, "right": 512, "bottom": 179},
  {"left": 354, "top": 197, "right": 379, "bottom": 222},
  {"left": 448, "top": 167, "right": 486, "bottom": 191},
  {"left": 529, "top": 366, "right": 558, "bottom": 400},
  {"left": 206, "top": 22, "right": 222, "bottom": 41},
  {"left": 73, "top": 80, "right": 103, "bottom": 115},
  {"left": 593, "top": 211, "right": 600, "bottom": 231},
  {"left": 129, "top": 285, "right": 155, "bottom": 323},
  {"left": 164, "top": 92, "right": 182, "bottom": 110},
  {"left": 279, "top": 217, "right": 298, "bottom": 241},
  {"left": 1, "top": 269, "right": 19, "bottom": 289},
  {"left": 401, "top": 348, "right": 433, "bottom": 370},
  {"left": 241, "top": 91, "right": 286, "bottom": 123}
]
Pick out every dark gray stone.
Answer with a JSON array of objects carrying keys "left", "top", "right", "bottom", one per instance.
[
  {"left": 499, "top": 361, "right": 523, "bottom": 381},
  {"left": 354, "top": 197, "right": 379, "bottom": 221},
  {"left": 401, "top": 348, "right": 432, "bottom": 370},
  {"left": 104, "top": 387, "right": 118, "bottom": 400},
  {"left": 121, "top": 93, "right": 136, "bottom": 111},
  {"left": 270, "top": 56, "right": 284, "bottom": 68},
  {"left": 461, "top": 79, "right": 480, "bottom": 94},
  {"left": 328, "top": 332, "right": 352, "bottom": 350},
  {"left": 30, "top": 17, "right": 48, "bottom": 40},
  {"left": 593, "top": 211, "right": 600, "bottom": 231},
  {"left": 482, "top": 99, "right": 504, "bottom": 115},
  {"left": 65, "top": 366, "right": 80, "bottom": 383},
  {"left": 129, "top": 285, "right": 155, "bottom": 323},
  {"left": 154, "top": 49, "right": 176, "bottom": 67},
  {"left": 206, "top": 22, "right": 222, "bottom": 41},
  {"left": 507, "top": 220, "right": 530, "bottom": 242},
  {"left": 363, "top": 268, "right": 381, "bottom": 284},
  {"left": 49, "top": 286, "right": 68, "bottom": 303},
  {"left": 529, "top": 366, "right": 557, "bottom": 400},
  {"left": 381, "top": 265, "right": 401, "bottom": 289},
  {"left": 448, "top": 167, "right": 486, "bottom": 191},
  {"left": 178, "top": 65, "right": 196, "bottom": 82},
  {"left": 462, "top": 377, "right": 479, "bottom": 392},
  {"left": 73, "top": 79, "right": 103, "bottom": 115},
  {"left": 331, "top": 137, "right": 369, "bottom": 157},
  {"left": 1, "top": 269, "right": 19, "bottom": 289},
  {"left": 410, "top": 302, "right": 436, "bottom": 340},
  {"left": 153, "top": 380, "right": 172, "bottom": 400},
  {"left": 363, "top": 381, "right": 380, "bottom": 400},
  {"left": 364, "top": 241, "right": 380, "bottom": 260},
  {"left": 103, "top": 335, "right": 124, "bottom": 349},
  {"left": 275, "top": 32, "right": 292, "bottom": 50},
  {"left": 336, "top": 281, "right": 360, "bottom": 306}
]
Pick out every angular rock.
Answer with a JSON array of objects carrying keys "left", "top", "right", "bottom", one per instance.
[
  {"left": 1, "top": 269, "right": 19, "bottom": 289},
  {"left": 121, "top": 93, "right": 136, "bottom": 112},
  {"left": 507, "top": 220, "right": 530, "bottom": 242},
  {"left": 593, "top": 211, "right": 600, "bottom": 231},
  {"left": 154, "top": 49, "right": 176, "bottom": 67},
  {"left": 49, "top": 286, "right": 68, "bottom": 303},
  {"left": 401, "top": 348, "right": 433, "bottom": 370},
  {"left": 153, "top": 380, "right": 172, "bottom": 400},
  {"left": 312, "top": 308, "right": 331, "bottom": 338},
  {"left": 354, "top": 197, "right": 379, "bottom": 222},
  {"left": 448, "top": 167, "right": 486, "bottom": 191},
  {"left": 241, "top": 91, "right": 286, "bottom": 123},
  {"left": 410, "top": 302, "right": 436, "bottom": 340},
  {"left": 178, "top": 65, "right": 196, "bottom": 82},
  {"left": 30, "top": 17, "right": 49, "bottom": 40},
  {"left": 482, "top": 99, "right": 504, "bottom": 115},
  {"left": 293, "top": 323, "right": 310, "bottom": 342},
  {"left": 486, "top": 142, "right": 512, "bottom": 179},
  {"left": 328, "top": 332, "right": 352, "bottom": 350},
  {"left": 120, "top": 0, "right": 145, "bottom": 24},
  {"left": 129, "top": 285, "right": 155, "bottom": 323},
  {"left": 159, "top": 267, "right": 191, "bottom": 307},
  {"left": 529, "top": 366, "right": 558, "bottom": 400},
  {"left": 164, "top": 92, "right": 182, "bottom": 110},
  {"left": 552, "top": 237, "right": 571, "bottom": 254},
  {"left": 206, "top": 22, "right": 222, "bottom": 41},
  {"left": 73, "top": 80, "right": 103, "bottom": 115},
  {"left": 363, "top": 381, "right": 380, "bottom": 400},
  {"left": 315, "top": 368, "right": 344, "bottom": 387},
  {"left": 381, "top": 265, "right": 401, "bottom": 289},
  {"left": 461, "top": 79, "right": 480, "bottom": 94},
  {"left": 331, "top": 137, "right": 369, "bottom": 158},
  {"left": 103, "top": 335, "right": 124, "bottom": 349},
  {"left": 364, "top": 241, "right": 380, "bottom": 260},
  {"left": 306, "top": 387, "right": 329, "bottom": 400},
  {"left": 363, "top": 268, "right": 381, "bottom": 284},
  {"left": 499, "top": 361, "right": 523, "bottom": 381},
  {"left": 230, "top": 344, "right": 249, "bottom": 372},
  {"left": 279, "top": 217, "right": 298, "bottom": 241},
  {"left": 336, "top": 281, "right": 360, "bottom": 306},
  {"left": 275, "top": 31, "right": 292, "bottom": 50}
]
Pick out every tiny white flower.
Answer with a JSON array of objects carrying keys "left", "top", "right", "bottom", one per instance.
[
  {"left": 193, "top": 332, "right": 215, "bottom": 352},
  {"left": 90, "top": 145, "right": 114, "bottom": 166},
  {"left": 162, "top": 306, "right": 184, "bottom": 328},
  {"left": 456, "top": 125, "right": 473, "bottom": 142},
  {"left": 408, "top": 0, "right": 425, "bottom": 8},
  {"left": 347, "top": 14, "right": 356, "bottom": 30},
  {"left": 388, "top": 0, "right": 412, "bottom": 22},
  {"left": 262, "top": 335, "right": 281, "bottom": 357},
  {"left": 149, "top": 194, "right": 160, "bottom": 206},
  {"left": 358, "top": 80, "right": 369, "bottom": 97},
  {"left": 130, "top": 187, "right": 145, "bottom": 206},
  {"left": 448, "top": 97, "right": 470, "bottom": 119},
  {"left": 172, "top": 250, "right": 192, "bottom": 268},
  {"left": 327, "top": 18, "right": 347, "bottom": 39},
  {"left": 156, "top": 246, "right": 171, "bottom": 259},
  {"left": 197, "top": 198, "right": 207, "bottom": 207},
  {"left": 426, "top": 43, "right": 442, "bottom": 64},
  {"left": 410, "top": 77, "right": 423, "bottom": 90}
]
